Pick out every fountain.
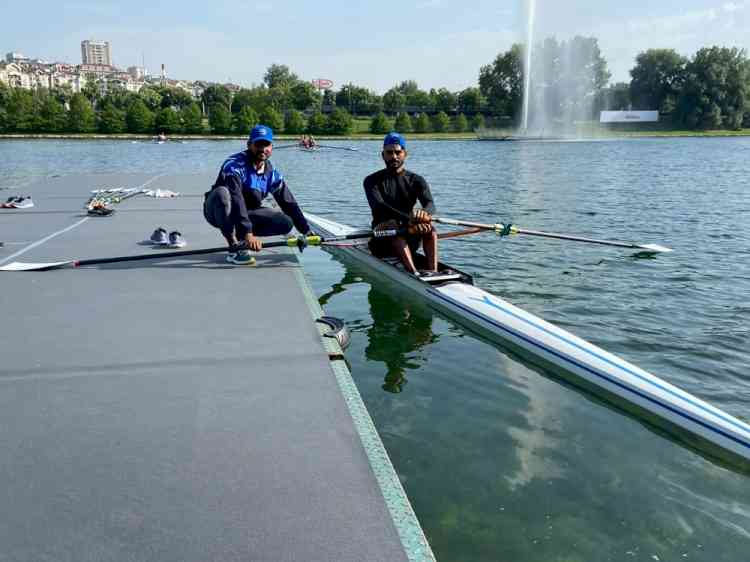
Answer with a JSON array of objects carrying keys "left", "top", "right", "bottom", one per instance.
[
  {"left": 520, "top": 0, "right": 535, "bottom": 133},
  {"left": 479, "top": 0, "right": 605, "bottom": 141}
]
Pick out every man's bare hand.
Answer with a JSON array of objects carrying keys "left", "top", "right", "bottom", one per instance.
[
  {"left": 245, "top": 234, "right": 262, "bottom": 252},
  {"left": 409, "top": 222, "right": 432, "bottom": 235},
  {"left": 411, "top": 209, "right": 432, "bottom": 224}
]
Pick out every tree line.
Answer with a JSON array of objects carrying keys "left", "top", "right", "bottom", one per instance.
[
  {"left": 479, "top": 39, "right": 750, "bottom": 129},
  {"left": 0, "top": 42, "right": 748, "bottom": 135}
]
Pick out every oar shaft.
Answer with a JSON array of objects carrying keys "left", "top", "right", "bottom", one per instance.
[
  {"left": 317, "top": 145, "right": 357, "bottom": 151},
  {"left": 434, "top": 217, "right": 500, "bottom": 230},
  {"left": 433, "top": 216, "right": 670, "bottom": 252},
  {"left": 74, "top": 233, "right": 377, "bottom": 267},
  {"left": 75, "top": 245, "right": 236, "bottom": 266},
  {"left": 510, "top": 228, "right": 642, "bottom": 249}
]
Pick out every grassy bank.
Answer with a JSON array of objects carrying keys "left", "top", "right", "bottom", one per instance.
[
  {"left": 0, "top": 132, "right": 479, "bottom": 141},
  {"left": 0, "top": 129, "right": 748, "bottom": 142}
]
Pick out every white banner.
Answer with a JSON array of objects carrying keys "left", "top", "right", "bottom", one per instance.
[{"left": 600, "top": 110, "right": 659, "bottom": 123}]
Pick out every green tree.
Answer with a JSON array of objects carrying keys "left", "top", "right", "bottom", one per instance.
[
  {"left": 629, "top": 49, "right": 687, "bottom": 112},
  {"left": 126, "top": 99, "right": 154, "bottom": 133},
  {"left": 67, "top": 93, "right": 96, "bottom": 133},
  {"left": 181, "top": 102, "right": 204, "bottom": 134},
  {"left": 36, "top": 93, "right": 67, "bottom": 132},
  {"left": 202, "top": 85, "right": 232, "bottom": 114},
  {"left": 0, "top": 81, "right": 11, "bottom": 107},
  {"left": 259, "top": 106, "right": 284, "bottom": 132},
  {"left": 479, "top": 44, "right": 524, "bottom": 118},
  {"left": 599, "top": 82, "right": 631, "bottom": 111},
  {"left": 413, "top": 113, "right": 431, "bottom": 133},
  {"left": 393, "top": 80, "right": 427, "bottom": 110},
  {"left": 307, "top": 111, "right": 327, "bottom": 134},
  {"left": 284, "top": 110, "right": 306, "bottom": 134},
  {"left": 232, "top": 86, "right": 275, "bottom": 114},
  {"left": 458, "top": 87, "right": 484, "bottom": 114},
  {"left": 100, "top": 88, "right": 135, "bottom": 111},
  {"left": 431, "top": 111, "right": 450, "bottom": 132},
  {"left": 233, "top": 106, "right": 259, "bottom": 134},
  {"left": 394, "top": 112, "right": 413, "bottom": 133},
  {"left": 395, "top": 80, "right": 420, "bottom": 97},
  {"left": 290, "top": 82, "right": 320, "bottom": 111},
  {"left": 369, "top": 111, "right": 391, "bottom": 134},
  {"left": 322, "top": 89, "right": 336, "bottom": 110},
  {"left": 4, "top": 88, "right": 34, "bottom": 132},
  {"left": 335, "top": 84, "right": 379, "bottom": 115},
  {"left": 139, "top": 86, "right": 163, "bottom": 111},
  {"left": 155, "top": 107, "right": 183, "bottom": 134},
  {"left": 81, "top": 77, "right": 101, "bottom": 105},
  {"left": 98, "top": 101, "right": 127, "bottom": 133},
  {"left": 471, "top": 114, "right": 485, "bottom": 130},
  {"left": 231, "top": 88, "right": 254, "bottom": 113},
  {"left": 326, "top": 107, "right": 353, "bottom": 134},
  {"left": 52, "top": 84, "right": 74, "bottom": 106},
  {"left": 158, "top": 86, "right": 194, "bottom": 109},
  {"left": 209, "top": 103, "right": 233, "bottom": 134},
  {"left": 452, "top": 113, "right": 469, "bottom": 132},
  {"left": 264, "top": 64, "right": 298, "bottom": 90},
  {"left": 267, "top": 85, "right": 291, "bottom": 111},
  {"left": 433, "top": 88, "right": 457, "bottom": 113},
  {"left": 383, "top": 88, "right": 407, "bottom": 113},
  {"left": 677, "top": 46, "right": 750, "bottom": 129},
  {"left": 410, "top": 90, "right": 434, "bottom": 113}
]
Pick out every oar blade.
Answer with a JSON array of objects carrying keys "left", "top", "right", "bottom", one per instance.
[
  {"left": 0, "top": 260, "right": 75, "bottom": 271},
  {"left": 638, "top": 244, "right": 673, "bottom": 253}
]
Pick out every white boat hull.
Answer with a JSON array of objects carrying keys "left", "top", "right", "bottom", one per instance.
[{"left": 306, "top": 213, "right": 750, "bottom": 465}]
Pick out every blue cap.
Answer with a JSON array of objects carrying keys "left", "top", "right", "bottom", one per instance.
[
  {"left": 383, "top": 132, "right": 406, "bottom": 148},
  {"left": 249, "top": 124, "right": 273, "bottom": 144}
]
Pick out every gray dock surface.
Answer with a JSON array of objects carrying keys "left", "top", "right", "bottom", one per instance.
[{"left": 0, "top": 174, "right": 433, "bottom": 562}]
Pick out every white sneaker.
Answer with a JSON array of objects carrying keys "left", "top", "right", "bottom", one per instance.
[
  {"left": 168, "top": 231, "right": 186, "bottom": 248},
  {"left": 149, "top": 227, "right": 168, "bottom": 245},
  {"left": 11, "top": 196, "right": 34, "bottom": 209}
]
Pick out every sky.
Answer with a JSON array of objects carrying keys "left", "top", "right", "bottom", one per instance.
[{"left": 2, "top": 1, "right": 749, "bottom": 93}]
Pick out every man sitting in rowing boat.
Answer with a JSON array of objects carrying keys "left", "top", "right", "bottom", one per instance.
[
  {"left": 203, "top": 124, "right": 314, "bottom": 265},
  {"left": 363, "top": 132, "right": 437, "bottom": 274}
]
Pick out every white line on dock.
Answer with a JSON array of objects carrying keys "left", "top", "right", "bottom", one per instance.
[{"left": 0, "top": 175, "right": 164, "bottom": 266}]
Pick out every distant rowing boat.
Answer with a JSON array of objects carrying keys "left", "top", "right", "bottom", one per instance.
[{"left": 306, "top": 213, "right": 750, "bottom": 466}]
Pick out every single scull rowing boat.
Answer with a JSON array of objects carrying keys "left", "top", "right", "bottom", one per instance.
[{"left": 306, "top": 213, "right": 750, "bottom": 465}]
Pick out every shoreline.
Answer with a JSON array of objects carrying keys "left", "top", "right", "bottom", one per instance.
[
  {"left": 1, "top": 130, "right": 749, "bottom": 141},
  {"left": 0, "top": 133, "right": 476, "bottom": 141}
]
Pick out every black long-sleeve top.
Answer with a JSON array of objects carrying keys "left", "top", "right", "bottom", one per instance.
[{"left": 363, "top": 168, "right": 436, "bottom": 228}]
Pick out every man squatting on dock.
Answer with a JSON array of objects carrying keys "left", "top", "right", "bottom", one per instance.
[{"left": 203, "top": 124, "right": 313, "bottom": 265}]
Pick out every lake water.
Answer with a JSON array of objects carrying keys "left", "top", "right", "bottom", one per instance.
[{"left": 2, "top": 137, "right": 749, "bottom": 561}]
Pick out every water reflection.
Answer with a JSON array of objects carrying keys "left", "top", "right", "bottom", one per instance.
[
  {"left": 319, "top": 263, "right": 438, "bottom": 394},
  {"left": 365, "top": 287, "right": 438, "bottom": 394}
]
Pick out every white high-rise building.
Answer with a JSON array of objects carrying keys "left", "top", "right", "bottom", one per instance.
[{"left": 81, "top": 40, "right": 112, "bottom": 66}]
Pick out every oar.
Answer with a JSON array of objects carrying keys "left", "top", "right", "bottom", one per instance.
[
  {"left": 0, "top": 231, "right": 400, "bottom": 272},
  {"left": 317, "top": 144, "right": 358, "bottom": 152},
  {"left": 274, "top": 144, "right": 357, "bottom": 152},
  {"left": 432, "top": 217, "right": 673, "bottom": 253},
  {"left": 323, "top": 226, "right": 482, "bottom": 247}
]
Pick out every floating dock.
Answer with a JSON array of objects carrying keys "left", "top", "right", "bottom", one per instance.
[{"left": 0, "top": 173, "right": 434, "bottom": 562}]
